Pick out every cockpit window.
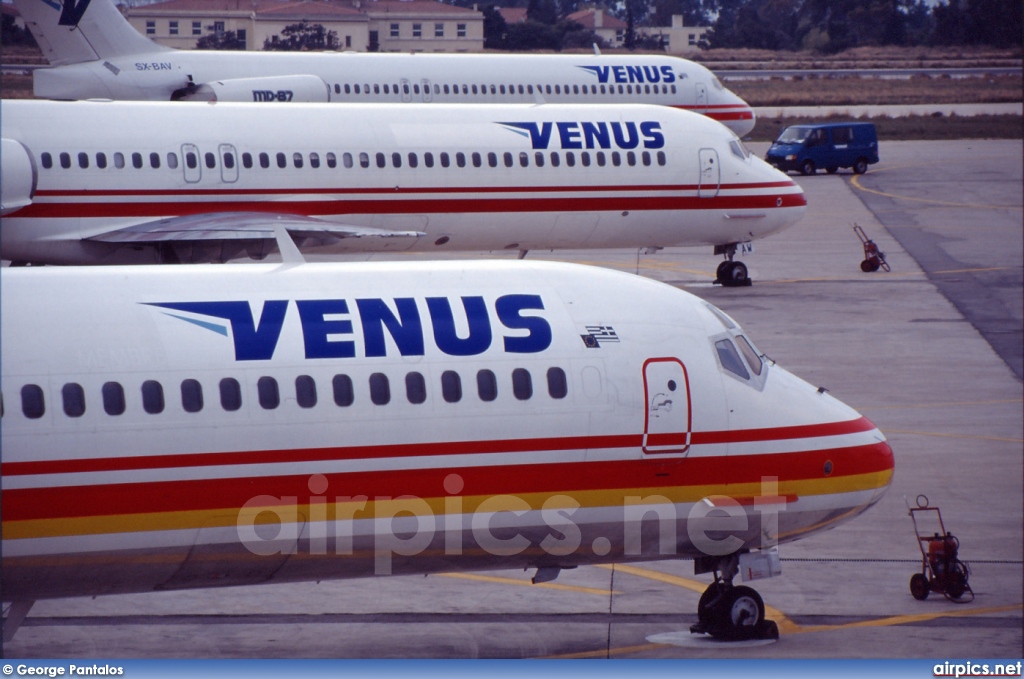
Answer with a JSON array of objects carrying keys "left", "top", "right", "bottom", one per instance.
[
  {"left": 715, "top": 339, "right": 750, "bottom": 380},
  {"left": 735, "top": 334, "right": 763, "bottom": 376},
  {"left": 777, "top": 126, "right": 812, "bottom": 144},
  {"left": 729, "top": 140, "right": 750, "bottom": 160}
]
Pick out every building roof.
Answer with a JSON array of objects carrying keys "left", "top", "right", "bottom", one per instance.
[
  {"left": 256, "top": 0, "right": 364, "bottom": 17},
  {"left": 130, "top": 0, "right": 478, "bottom": 16},
  {"left": 129, "top": 0, "right": 290, "bottom": 14},
  {"left": 566, "top": 8, "right": 626, "bottom": 29},
  {"left": 359, "top": 0, "right": 480, "bottom": 15},
  {"left": 497, "top": 7, "right": 526, "bottom": 24}
]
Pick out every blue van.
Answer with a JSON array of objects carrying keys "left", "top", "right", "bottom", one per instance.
[{"left": 765, "top": 122, "right": 878, "bottom": 175}]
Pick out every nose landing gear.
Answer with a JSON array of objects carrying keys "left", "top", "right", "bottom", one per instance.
[
  {"left": 714, "top": 243, "right": 752, "bottom": 287},
  {"left": 690, "top": 554, "right": 779, "bottom": 641}
]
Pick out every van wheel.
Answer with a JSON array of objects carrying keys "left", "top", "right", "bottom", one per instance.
[
  {"left": 800, "top": 160, "right": 816, "bottom": 176},
  {"left": 853, "top": 159, "right": 868, "bottom": 174},
  {"left": 826, "top": 166, "right": 838, "bottom": 174}
]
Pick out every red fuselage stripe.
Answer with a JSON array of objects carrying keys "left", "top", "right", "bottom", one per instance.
[{"left": 2, "top": 442, "right": 894, "bottom": 522}]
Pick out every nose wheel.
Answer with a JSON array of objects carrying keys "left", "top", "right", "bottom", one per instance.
[
  {"left": 714, "top": 244, "right": 752, "bottom": 287},
  {"left": 690, "top": 555, "right": 779, "bottom": 641}
]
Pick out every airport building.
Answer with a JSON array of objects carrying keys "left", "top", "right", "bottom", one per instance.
[{"left": 124, "top": 0, "right": 485, "bottom": 52}]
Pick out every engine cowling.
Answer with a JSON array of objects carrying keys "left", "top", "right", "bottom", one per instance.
[
  {"left": 174, "top": 75, "right": 330, "bottom": 103},
  {"left": 1, "top": 139, "right": 36, "bottom": 216}
]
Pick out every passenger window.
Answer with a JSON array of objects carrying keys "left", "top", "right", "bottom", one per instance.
[
  {"left": 204, "top": 152, "right": 215, "bottom": 169},
  {"left": 258, "top": 376, "right": 280, "bottom": 409},
  {"left": 504, "top": 152, "right": 513, "bottom": 168},
  {"left": 440, "top": 152, "right": 450, "bottom": 168},
  {"left": 534, "top": 151, "right": 544, "bottom": 167},
  {"left": 642, "top": 151, "right": 651, "bottom": 166},
  {"left": 392, "top": 152, "right": 402, "bottom": 168},
  {"left": 276, "top": 152, "right": 287, "bottom": 169},
  {"left": 296, "top": 375, "right": 317, "bottom": 408},
  {"left": 97, "top": 152, "right": 108, "bottom": 168},
  {"left": 472, "top": 152, "right": 482, "bottom": 168},
  {"left": 60, "top": 152, "right": 71, "bottom": 169},
  {"left": 78, "top": 152, "right": 89, "bottom": 169},
  {"left": 220, "top": 377, "right": 242, "bottom": 411},
  {"left": 310, "top": 152, "right": 320, "bottom": 168},
  {"left": 241, "top": 152, "right": 252, "bottom": 169},
  {"left": 21, "top": 384, "right": 45, "bottom": 419},
  {"left": 657, "top": 151, "right": 667, "bottom": 166},
  {"left": 293, "top": 152, "right": 303, "bottom": 169},
  {"left": 715, "top": 339, "right": 750, "bottom": 380},
  {"left": 456, "top": 152, "right": 466, "bottom": 168},
  {"left": 150, "top": 152, "right": 161, "bottom": 169},
  {"left": 736, "top": 335, "right": 763, "bottom": 376},
  {"left": 360, "top": 152, "right": 370, "bottom": 168},
  {"left": 550, "top": 152, "right": 560, "bottom": 167},
  {"left": 487, "top": 152, "right": 497, "bottom": 168},
  {"left": 181, "top": 378, "right": 203, "bottom": 413},
  {"left": 611, "top": 152, "right": 621, "bottom": 167},
  {"left": 142, "top": 380, "right": 165, "bottom": 414},
  {"left": 512, "top": 368, "right": 532, "bottom": 400},
  {"left": 406, "top": 372, "right": 426, "bottom": 404},
  {"left": 477, "top": 370, "right": 497, "bottom": 402},
  {"left": 376, "top": 152, "right": 386, "bottom": 168},
  {"left": 327, "top": 152, "right": 337, "bottom": 168},
  {"left": 370, "top": 373, "right": 390, "bottom": 405},
  {"left": 424, "top": 152, "right": 434, "bottom": 168},
  {"left": 41, "top": 152, "right": 53, "bottom": 169},
  {"left": 62, "top": 383, "right": 86, "bottom": 417},
  {"left": 167, "top": 152, "right": 179, "bottom": 169},
  {"left": 333, "top": 374, "right": 354, "bottom": 407},
  {"left": 408, "top": 152, "right": 418, "bottom": 168},
  {"left": 132, "top": 152, "right": 144, "bottom": 169},
  {"left": 441, "top": 370, "right": 462, "bottom": 403},
  {"left": 102, "top": 381, "right": 126, "bottom": 416},
  {"left": 547, "top": 367, "right": 568, "bottom": 399},
  {"left": 343, "top": 152, "right": 354, "bottom": 169},
  {"left": 519, "top": 152, "right": 529, "bottom": 167},
  {"left": 114, "top": 152, "right": 125, "bottom": 168},
  {"left": 596, "top": 152, "right": 606, "bottom": 167},
  {"left": 627, "top": 151, "right": 636, "bottom": 167},
  {"left": 259, "top": 152, "right": 270, "bottom": 169},
  {"left": 581, "top": 152, "right": 591, "bottom": 167},
  {"left": 565, "top": 152, "right": 575, "bottom": 167}
]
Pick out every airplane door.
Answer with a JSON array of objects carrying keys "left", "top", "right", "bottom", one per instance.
[
  {"left": 219, "top": 144, "right": 239, "bottom": 183},
  {"left": 181, "top": 143, "right": 201, "bottom": 183},
  {"left": 401, "top": 78, "right": 412, "bottom": 102},
  {"left": 698, "top": 148, "right": 720, "bottom": 198},
  {"left": 421, "top": 79, "right": 433, "bottom": 102},
  {"left": 695, "top": 82, "right": 708, "bottom": 113},
  {"left": 642, "top": 357, "right": 691, "bottom": 455}
]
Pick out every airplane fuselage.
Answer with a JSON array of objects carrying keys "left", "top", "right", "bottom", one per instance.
[
  {"left": 0, "top": 260, "right": 893, "bottom": 601},
  {"left": 1, "top": 100, "right": 804, "bottom": 266}
]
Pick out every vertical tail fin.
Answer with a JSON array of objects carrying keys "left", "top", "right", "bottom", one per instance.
[{"left": 13, "top": 0, "right": 169, "bottom": 66}]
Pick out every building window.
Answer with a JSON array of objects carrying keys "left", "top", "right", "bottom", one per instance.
[
  {"left": 169, "top": 20, "right": 178, "bottom": 35},
  {"left": 214, "top": 21, "right": 225, "bottom": 34},
  {"left": 237, "top": 29, "right": 246, "bottom": 47},
  {"left": 390, "top": 23, "right": 399, "bottom": 38},
  {"left": 146, "top": 21, "right": 155, "bottom": 35},
  {"left": 434, "top": 23, "right": 444, "bottom": 37},
  {"left": 457, "top": 23, "right": 466, "bottom": 37},
  {"left": 192, "top": 21, "right": 201, "bottom": 36},
  {"left": 412, "top": 23, "right": 422, "bottom": 38}
]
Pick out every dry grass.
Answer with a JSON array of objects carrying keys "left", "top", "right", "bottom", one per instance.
[
  {"left": 750, "top": 113, "right": 1023, "bottom": 141},
  {"left": 695, "top": 45, "right": 1022, "bottom": 69},
  {"left": 727, "top": 73, "right": 1023, "bottom": 106}
]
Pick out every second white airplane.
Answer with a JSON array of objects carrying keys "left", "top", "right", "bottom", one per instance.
[{"left": 1, "top": 99, "right": 803, "bottom": 280}]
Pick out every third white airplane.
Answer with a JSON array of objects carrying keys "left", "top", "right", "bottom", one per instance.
[{"left": 12, "top": 0, "right": 757, "bottom": 136}]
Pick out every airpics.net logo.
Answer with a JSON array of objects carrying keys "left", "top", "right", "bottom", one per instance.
[
  {"left": 934, "top": 662, "right": 1023, "bottom": 678},
  {"left": 235, "top": 474, "right": 788, "bottom": 575}
]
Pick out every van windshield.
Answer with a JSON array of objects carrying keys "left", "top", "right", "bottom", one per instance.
[{"left": 777, "top": 127, "right": 812, "bottom": 144}]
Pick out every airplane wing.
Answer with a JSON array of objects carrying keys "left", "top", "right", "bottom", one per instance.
[{"left": 85, "top": 212, "right": 426, "bottom": 243}]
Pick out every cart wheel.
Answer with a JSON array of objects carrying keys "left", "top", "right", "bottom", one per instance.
[
  {"left": 910, "top": 573, "right": 930, "bottom": 600},
  {"left": 861, "top": 258, "right": 880, "bottom": 272},
  {"left": 945, "top": 563, "right": 968, "bottom": 600}
]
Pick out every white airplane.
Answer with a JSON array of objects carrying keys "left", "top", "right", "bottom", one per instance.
[
  {"left": 12, "top": 0, "right": 756, "bottom": 137},
  {"left": 0, "top": 256, "right": 894, "bottom": 642},
  {"left": 0, "top": 99, "right": 803, "bottom": 282}
]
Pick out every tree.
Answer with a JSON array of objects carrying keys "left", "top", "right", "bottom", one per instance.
[
  {"left": 526, "top": 0, "right": 558, "bottom": 24},
  {"left": 263, "top": 22, "right": 340, "bottom": 51},
  {"left": 2, "top": 15, "right": 38, "bottom": 47},
  {"left": 196, "top": 30, "right": 246, "bottom": 50},
  {"left": 624, "top": 0, "right": 637, "bottom": 49},
  {"left": 482, "top": 5, "right": 509, "bottom": 49}
]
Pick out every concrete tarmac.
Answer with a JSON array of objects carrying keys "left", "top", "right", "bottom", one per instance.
[{"left": 4, "top": 140, "right": 1022, "bottom": 659}]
